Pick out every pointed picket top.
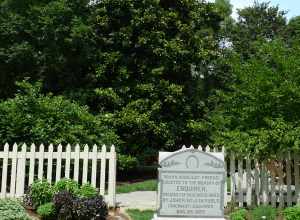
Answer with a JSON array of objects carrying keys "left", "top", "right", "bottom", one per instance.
[
  {"left": 22, "top": 143, "right": 27, "bottom": 151},
  {"left": 4, "top": 143, "right": 9, "bottom": 150},
  {"left": 75, "top": 144, "right": 80, "bottom": 151},
  {"left": 182, "top": 145, "right": 186, "bottom": 150},
  {"left": 206, "top": 145, "right": 210, "bottom": 152},
  {"left": 66, "top": 144, "right": 71, "bottom": 151},
  {"left": 198, "top": 145, "right": 203, "bottom": 151},
  {"left": 58, "top": 144, "right": 63, "bottom": 151},
  {"left": 40, "top": 143, "right": 45, "bottom": 151},
  {"left": 102, "top": 144, "right": 107, "bottom": 152},
  {"left": 190, "top": 145, "right": 194, "bottom": 149},
  {"left": 93, "top": 144, "right": 97, "bottom": 152},
  {"left": 13, "top": 143, "right": 18, "bottom": 151},
  {"left": 110, "top": 145, "right": 115, "bottom": 152},
  {"left": 30, "top": 143, "right": 35, "bottom": 151},
  {"left": 221, "top": 146, "right": 225, "bottom": 154},
  {"left": 49, "top": 144, "right": 54, "bottom": 151}
]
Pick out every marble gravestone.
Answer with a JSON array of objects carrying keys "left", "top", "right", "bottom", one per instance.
[{"left": 152, "top": 146, "right": 226, "bottom": 220}]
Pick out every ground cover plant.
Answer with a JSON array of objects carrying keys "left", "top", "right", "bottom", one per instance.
[
  {"left": 126, "top": 209, "right": 155, "bottom": 220},
  {"left": 24, "top": 179, "right": 108, "bottom": 220},
  {"left": 117, "top": 180, "right": 157, "bottom": 194},
  {"left": 0, "top": 198, "right": 30, "bottom": 220},
  {"left": 284, "top": 205, "right": 300, "bottom": 220}
]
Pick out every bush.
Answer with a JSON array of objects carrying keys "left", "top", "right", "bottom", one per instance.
[
  {"left": 53, "top": 191, "right": 74, "bottom": 220},
  {"left": 118, "top": 154, "right": 139, "bottom": 171},
  {"left": 73, "top": 195, "right": 108, "bottom": 220},
  {"left": 284, "top": 205, "right": 300, "bottom": 220},
  {"left": 29, "top": 180, "right": 54, "bottom": 208},
  {"left": 0, "top": 199, "right": 30, "bottom": 220},
  {"left": 53, "top": 190, "right": 108, "bottom": 220},
  {"left": 252, "top": 205, "right": 276, "bottom": 220},
  {"left": 37, "top": 202, "right": 56, "bottom": 220},
  {"left": 230, "top": 209, "right": 247, "bottom": 220},
  {"left": 77, "top": 183, "right": 98, "bottom": 198},
  {"left": 54, "top": 179, "right": 79, "bottom": 194}
]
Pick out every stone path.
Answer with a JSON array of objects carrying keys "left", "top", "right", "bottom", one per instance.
[{"left": 116, "top": 191, "right": 157, "bottom": 210}]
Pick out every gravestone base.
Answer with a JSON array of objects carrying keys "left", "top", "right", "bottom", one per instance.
[{"left": 152, "top": 214, "right": 226, "bottom": 220}]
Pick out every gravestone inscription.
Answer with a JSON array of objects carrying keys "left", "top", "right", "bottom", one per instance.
[{"left": 153, "top": 146, "right": 225, "bottom": 220}]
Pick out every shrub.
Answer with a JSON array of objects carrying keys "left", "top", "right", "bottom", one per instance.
[
  {"left": 29, "top": 180, "right": 54, "bottom": 208},
  {"left": 53, "top": 190, "right": 74, "bottom": 220},
  {"left": 252, "top": 205, "right": 276, "bottom": 220},
  {"left": 54, "top": 179, "right": 79, "bottom": 194},
  {"left": 0, "top": 199, "right": 30, "bottom": 220},
  {"left": 37, "top": 202, "right": 56, "bottom": 220},
  {"left": 230, "top": 209, "right": 247, "bottom": 220},
  {"left": 284, "top": 205, "right": 300, "bottom": 220},
  {"left": 73, "top": 195, "right": 108, "bottom": 220},
  {"left": 77, "top": 183, "right": 98, "bottom": 198},
  {"left": 118, "top": 154, "right": 139, "bottom": 171}
]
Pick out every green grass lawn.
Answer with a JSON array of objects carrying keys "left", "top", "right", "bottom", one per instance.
[
  {"left": 116, "top": 179, "right": 158, "bottom": 193},
  {"left": 126, "top": 209, "right": 155, "bottom": 220}
]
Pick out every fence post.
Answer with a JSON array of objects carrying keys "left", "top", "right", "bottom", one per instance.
[{"left": 108, "top": 145, "right": 116, "bottom": 207}]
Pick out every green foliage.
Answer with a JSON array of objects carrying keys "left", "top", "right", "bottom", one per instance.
[
  {"left": 284, "top": 206, "right": 300, "bottom": 220},
  {"left": 29, "top": 180, "right": 54, "bottom": 208},
  {"left": 77, "top": 183, "right": 98, "bottom": 198},
  {"left": 126, "top": 209, "right": 154, "bottom": 220},
  {"left": 230, "top": 209, "right": 247, "bottom": 220},
  {"left": 0, "top": 81, "right": 120, "bottom": 146},
  {"left": 0, "top": 199, "right": 30, "bottom": 220},
  {"left": 54, "top": 179, "right": 79, "bottom": 195},
  {"left": 37, "top": 202, "right": 56, "bottom": 220},
  {"left": 118, "top": 154, "right": 139, "bottom": 171},
  {"left": 211, "top": 40, "right": 300, "bottom": 158},
  {"left": 251, "top": 206, "right": 276, "bottom": 220}
]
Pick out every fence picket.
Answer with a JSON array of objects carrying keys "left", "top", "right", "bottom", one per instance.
[
  {"left": 294, "top": 152, "right": 300, "bottom": 204},
  {"left": 29, "top": 144, "right": 36, "bottom": 185},
  {"left": 74, "top": 144, "right": 80, "bottom": 182},
  {"left": 270, "top": 174, "right": 276, "bottom": 207},
  {"left": 230, "top": 153, "right": 236, "bottom": 204},
  {"left": 254, "top": 160, "right": 260, "bottom": 205},
  {"left": 238, "top": 159, "right": 243, "bottom": 207},
  {"left": 55, "top": 144, "right": 62, "bottom": 182},
  {"left": 108, "top": 145, "right": 116, "bottom": 206},
  {"left": 47, "top": 144, "right": 53, "bottom": 182},
  {"left": 261, "top": 162, "right": 268, "bottom": 205},
  {"left": 16, "top": 144, "right": 26, "bottom": 197},
  {"left": 246, "top": 157, "right": 252, "bottom": 206},
  {"left": 100, "top": 145, "right": 107, "bottom": 195},
  {"left": 1, "top": 144, "right": 9, "bottom": 197},
  {"left": 10, "top": 144, "right": 18, "bottom": 197},
  {"left": 82, "top": 144, "right": 89, "bottom": 184},
  {"left": 38, "top": 144, "right": 44, "bottom": 180},
  {"left": 65, "top": 144, "right": 71, "bottom": 179},
  {"left": 278, "top": 158, "right": 284, "bottom": 208},
  {"left": 91, "top": 145, "right": 97, "bottom": 187},
  {"left": 286, "top": 152, "right": 292, "bottom": 206}
]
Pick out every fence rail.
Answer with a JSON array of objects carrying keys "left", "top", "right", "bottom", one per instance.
[
  {"left": 0, "top": 143, "right": 116, "bottom": 206},
  {"left": 189, "top": 145, "right": 300, "bottom": 208}
]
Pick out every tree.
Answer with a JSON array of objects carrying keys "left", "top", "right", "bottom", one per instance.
[
  {"left": 285, "top": 16, "right": 300, "bottom": 45},
  {"left": 229, "top": 1, "right": 287, "bottom": 58},
  {"left": 210, "top": 40, "right": 300, "bottom": 158}
]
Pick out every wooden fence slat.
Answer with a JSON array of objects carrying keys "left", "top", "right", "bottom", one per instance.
[
  {"left": 47, "top": 144, "right": 53, "bottom": 183},
  {"left": 246, "top": 157, "right": 252, "bottom": 206},
  {"left": 1, "top": 144, "right": 9, "bottom": 197},
  {"left": 38, "top": 144, "right": 44, "bottom": 180},
  {"left": 55, "top": 144, "right": 62, "bottom": 182},
  {"left": 270, "top": 174, "right": 276, "bottom": 207},
  {"left": 286, "top": 152, "right": 292, "bottom": 206},
  {"left": 10, "top": 143, "right": 18, "bottom": 197},
  {"left": 16, "top": 144, "right": 26, "bottom": 197},
  {"left": 74, "top": 144, "right": 80, "bottom": 182},
  {"left": 29, "top": 144, "right": 36, "bottom": 185},
  {"left": 108, "top": 145, "right": 116, "bottom": 206},
  {"left": 261, "top": 162, "right": 269, "bottom": 205},
  {"left": 294, "top": 153, "right": 300, "bottom": 204},
  {"left": 100, "top": 145, "right": 107, "bottom": 195},
  {"left": 91, "top": 145, "right": 97, "bottom": 187},
  {"left": 230, "top": 153, "right": 236, "bottom": 204},
  {"left": 222, "top": 147, "right": 228, "bottom": 206},
  {"left": 65, "top": 144, "right": 71, "bottom": 179},
  {"left": 82, "top": 144, "right": 89, "bottom": 184},
  {"left": 238, "top": 159, "right": 243, "bottom": 207},
  {"left": 254, "top": 160, "right": 260, "bottom": 205},
  {"left": 278, "top": 158, "right": 284, "bottom": 208}
]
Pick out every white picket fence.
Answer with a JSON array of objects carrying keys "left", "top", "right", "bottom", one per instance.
[
  {"left": 192, "top": 145, "right": 300, "bottom": 208},
  {"left": 0, "top": 143, "right": 116, "bottom": 206}
]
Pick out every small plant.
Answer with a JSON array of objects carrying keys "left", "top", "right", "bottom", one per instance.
[
  {"left": 230, "top": 209, "right": 247, "bottom": 220},
  {"left": 73, "top": 195, "right": 108, "bottom": 220},
  {"left": 0, "top": 199, "right": 30, "bottom": 220},
  {"left": 77, "top": 183, "right": 98, "bottom": 198},
  {"left": 284, "top": 205, "right": 300, "bottom": 220},
  {"left": 37, "top": 202, "right": 56, "bottom": 220},
  {"left": 252, "top": 205, "right": 276, "bottom": 220},
  {"left": 54, "top": 179, "right": 79, "bottom": 194},
  {"left": 53, "top": 190, "right": 74, "bottom": 220},
  {"left": 29, "top": 180, "right": 54, "bottom": 207}
]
